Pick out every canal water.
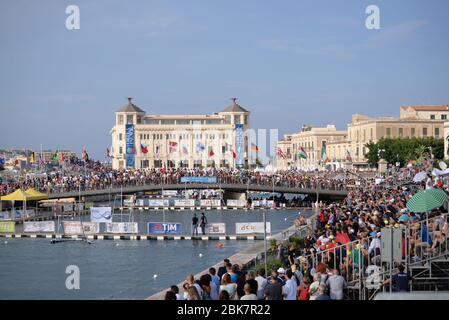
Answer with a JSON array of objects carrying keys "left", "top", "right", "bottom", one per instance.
[{"left": 0, "top": 209, "right": 312, "bottom": 299}]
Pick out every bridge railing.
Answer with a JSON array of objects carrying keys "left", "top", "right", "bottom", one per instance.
[{"left": 30, "top": 175, "right": 351, "bottom": 195}]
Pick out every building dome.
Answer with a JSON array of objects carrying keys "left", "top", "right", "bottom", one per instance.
[
  {"left": 117, "top": 97, "right": 145, "bottom": 113},
  {"left": 221, "top": 98, "right": 249, "bottom": 113}
]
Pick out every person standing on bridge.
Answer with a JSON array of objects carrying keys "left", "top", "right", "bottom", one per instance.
[
  {"left": 192, "top": 213, "right": 199, "bottom": 236},
  {"left": 200, "top": 212, "right": 208, "bottom": 235}
]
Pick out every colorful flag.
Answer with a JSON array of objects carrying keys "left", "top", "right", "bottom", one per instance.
[
  {"left": 155, "top": 145, "right": 160, "bottom": 160},
  {"left": 229, "top": 145, "right": 237, "bottom": 159},
  {"left": 209, "top": 148, "right": 215, "bottom": 158},
  {"left": 53, "top": 151, "right": 59, "bottom": 162},
  {"left": 196, "top": 142, "right": 205, "bottom": 153},
  {"left": 141, "top": 144, "right": 148, "bottom": 154},
  {"left": 298, "top": 147, "right": 308, "bottom": 159},
  {"left": 59, "top": 152, "right": 65, "bottom": 164},
  {"left": 277, "top": 148, "right": 286, "bottom": 159},
  {"left": 168, "top": 141, "right": 178, "bottom": 153},
  {"left": 28, "top": 151, "right": 35, "bottom": 164},
  {"left": 82, "top": 148, "right": 89, "bottom": 162},
  {"left": 345, "top": 150, "right": 352, "bottom": 162},
  {"left": 321, "top": 142, "right": 327, "bottom": 162},
  {"left": 251, "top": 143, "right": 259, "bottom": 153},
  {"left": 0, "top": 155, "right": 5, "bottom": 166},
  {"left": 182, "top": 145, "right": 189, "bottom": 155},
  {"left": 39, "top": 157, "right": 45, "bottom": 167}
]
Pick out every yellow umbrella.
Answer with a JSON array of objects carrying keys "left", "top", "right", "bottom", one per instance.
[
  {"left": 0, "top": 189, "right": 34, "bottom": 201},
  {"left": 0, "top": 189, "right": 39, "bottom": 221},
  {"left": 25, "top": 188, "right": 48, "bottom": 201}
]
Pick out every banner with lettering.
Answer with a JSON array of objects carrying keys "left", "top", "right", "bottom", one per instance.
[
  {"left": 125, "top": 124, "right": 135, "bottom": 168},
  {"left": 208, "top": 223, "right": 226, "bottom": 235},
  {"left": 235, "top": 222, "right": 271, "bottom": 234},
  {"left": 63, "top": 221, "right": 99, "bottom": 235},
  {"left": 148, "top": 222, "right": 182, "bottom": 235},
  {"left": 24, "top": 221, "right": 55, "bottom": 233},
  {"left": 105, "top": 222, "right": 138, "bottom": 234}
]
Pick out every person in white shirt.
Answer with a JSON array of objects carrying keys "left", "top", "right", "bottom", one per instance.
[
  {"left": 368, "top": 232, "right": 382, "bottom": 260},
  {"left": 325, "top": 269, "right": 346, "bottom": 300},
  {"left": 171, "top": 285, "right": 185, "bottom": 300},
  {"left": 208, "top": 275, "right": 219, "bottom": 300},
  {"left": 255, "top": 269, "right": 268, "bottom": 300},
  {"left": 282, "top": 270, "right": 298, "bottom": 300},
  {"left": 240, "top": 283, "right": 258, "bottom": 300}
]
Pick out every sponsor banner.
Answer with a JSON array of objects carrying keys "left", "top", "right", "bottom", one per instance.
[
  {"left": 148, "top": 199, "right": 170, "bottom": 207},
  {"left": 252, "top": 200, "right": 274, "bottom": 208},
  {"left": 63, "top": 204, "right": 75, "bottom": 212},
  {"left": 126, "top": 124, "right": 135, "bottom": 168},
  {"left": 148, "top": 222, "right": 182, "bottom": 235},
  {"left": 63, "top": 221, "right": 99, "bottom": 235},
  {"left": 200, "top": 199, "right": 221, "bottom": 207},
  {"left": 24, "top": 221, "right": 55, "bottom": 233},
  {"left": 174, "top": 199, "right": 195, "bottom": 207},
  {"left": 235, "top": 124, "right": 244, "bottom": 168},
  {"left": 236, "top": 222, "right": 271, "bottom": 234},
  {"left": 123, "top": 199, "right": 134, "bottom": 206},
  {"left": 12, "top": 209, "right": 35, "bottom": 219},
  {"left": 208, "top": 223, "right": 226, "bottom": 235},
  {"left": 105, "top": 222, "right": 138, "bottom": 234},
  {"left": 136, "top": 199, "right": 145, "bottom": 206},
  {"left": 0, "top": 221, "right": 15, "bottom": 233},
  {"left": 162, "top": 190, "right": 178, "bottom": 197},
  {"left": 227, "top": 199, "right": 247, "bottom": 207},
  {"left": 180, "top": 176, "right": 217, "bottom": 184},
  {"left": 0, "top": 211, "right": 11, "bottom": 220},
  {"left": 90, "top": 207, "right": 112, "bottom": 223}
]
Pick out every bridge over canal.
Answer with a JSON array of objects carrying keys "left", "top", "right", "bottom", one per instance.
[{"left": 47, "top": 183, "right": 348, "bottom": 202}]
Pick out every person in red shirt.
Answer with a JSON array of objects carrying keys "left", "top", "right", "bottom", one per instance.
[{"left": 297, "top": 278, "right": 310, "bottom": 300}]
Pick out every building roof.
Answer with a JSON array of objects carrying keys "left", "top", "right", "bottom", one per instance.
[
  {"left": 401, "top": 105, "right": 449, "bottom": 111},
  {"left": 221, "top": 98, "right": 249, "bottom": 113},
  {"left": 117, "top": 97, "right": 145, "bottom": 113}
]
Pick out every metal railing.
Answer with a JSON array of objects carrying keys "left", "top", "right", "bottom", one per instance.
[{"left": 297, "top": 212, "right": 449, "bottom": 300}]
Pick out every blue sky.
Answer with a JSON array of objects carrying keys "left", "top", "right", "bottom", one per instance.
[{"left": 1, "top": 0, "right": 449, "bottom": 160}]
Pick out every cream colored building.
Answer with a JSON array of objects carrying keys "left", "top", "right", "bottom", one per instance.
[
  {"left": 346, "top": 107, "right": 447, "bottom": 166},
  {"left": 110, "top": 98, "right": 251, "bottom": 169},
  {"left": 444, "top": 121, "right": 449, "bottom": 160},
  {"left": 276, "top": 125, "right": 347, "bottom": 170},
  {"left": 277, "top": 105, "right": 448, "bottom": 170}
]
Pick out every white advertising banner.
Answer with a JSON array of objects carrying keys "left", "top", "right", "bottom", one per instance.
[
  {"left": 63, "top": 221, "right": 99, "bottom": 235},
  {"left": 235, "top": 222, "right": 271, "bottom": 234},
  {"left": 227, "top": 199, "right": 247, "bottom": 207},
  {"left": 0, "top": 211, "right": 11, "bottom": 220},
  {"left": 208, "top": 223, "right": 226, "bottom": 235},
  {"left": 200, "top": 199, "right": 221, "bottom": 207},
  {"left": 253, "top": 200, "right": 274, "bottom": 208},
  {"left": 162, "top": 190, "right": 178, "bottom": 197},
  {"left": 90, "top": 207, "right": 112, "bottom": 223},
  {"left": 63, "top": 204, "right": 75, "bottom": 212},
  {"left": 105, "top": 222, "right": 139, "bottom": 234},
  {"left": 137, "top": 199, "right": 145, "bottom": 206},
  {"left": 148, "top": 199, "right": 170, "bottom": 207},
  {"left": 24, "top": 221, "right": 55, "bottom": 233},
  {"left": 174, "top": 199, "right": 195, "bottom": 207}
]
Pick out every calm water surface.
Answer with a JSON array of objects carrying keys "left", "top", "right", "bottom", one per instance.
[{"left": 0, "top": 209, "right": 312, "bottom": 299}]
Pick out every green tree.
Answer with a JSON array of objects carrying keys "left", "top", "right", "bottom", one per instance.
[{"left": 365, "top": 137, "right": 444, "bottom": 167}]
